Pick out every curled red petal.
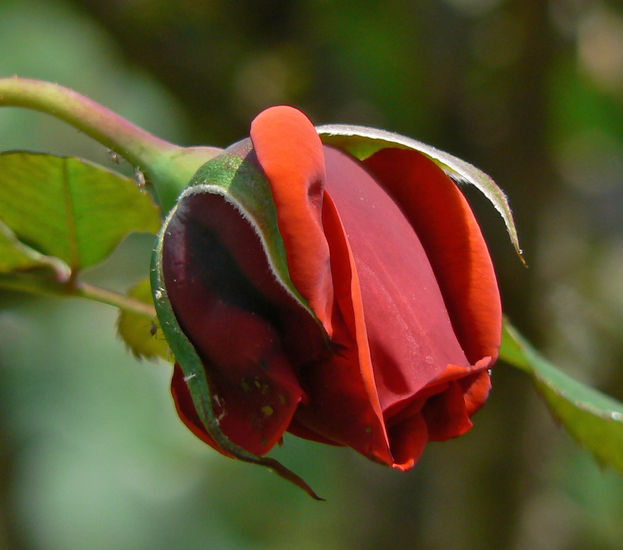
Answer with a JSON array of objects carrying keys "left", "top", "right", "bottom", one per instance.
[
  {"left": 322, "top": 146, "right": 470, "bottom": 419},
  {"left": 250, "top": 106, "right": 334, "bottom": 334},
  {"left": 171, "top": 363, "right": 233, "bottom": 456},
  {"left": 163, "top": 192, "right": 309, "bottom": 455},
  {"left": 461, "top": 369, "right": 492, "bottom": 416},
  {"left": 291, "top": 192, "right": 392, "bottom": 465},
  {"left": 386, "top": 358, "right": 492, "bottom": 450},
  {"left": 364, "top": 148, "right": 502, "bottom": 365},
  {"left": 172, "top": 364, "right": 324, "bottom": 500},
  {"left": 421, "top": 380, "right": 474, "bottom": 441},
  {"left": 388, "top": 414, "right": 429, "bottom": 471}
]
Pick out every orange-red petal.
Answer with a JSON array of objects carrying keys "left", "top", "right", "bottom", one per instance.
[{"left": 250, "top": 106, "right": 334, "bottom": 334}]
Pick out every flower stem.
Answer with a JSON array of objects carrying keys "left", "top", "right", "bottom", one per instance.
[
  {"left": 0, "top": 272, "right": 155, "bottom": 317},
  {"left": 76, "top": 281, "right": 156, "bottom": 317},
  {"left": 0, "top": 77, "right": 221, "bottom": 212}
]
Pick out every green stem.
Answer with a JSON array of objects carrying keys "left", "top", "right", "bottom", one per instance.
[
  {"left": 76, "top": 281, "right": 156, "bottom": 316},
  {"left": 0, "top": 77, "right": 175, "bottom": 164},
  {"left": 0, "top": 77, "right": 221, "bottom": 212},
  {"left": 0, "top": 272, "right": 155, "bottom": 317}
]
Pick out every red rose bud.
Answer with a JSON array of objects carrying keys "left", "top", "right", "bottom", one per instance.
[{"left": 152, "top": 106, "right": 502, "bottom": 485}]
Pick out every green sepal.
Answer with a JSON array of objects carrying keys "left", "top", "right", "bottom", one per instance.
[
  {"left": 183, "top": 141, "right": 321, "bottom": 322},
  {"left": 317, "top": 124, "right": 524, "bottom": 263},
  {"left": 151, "top": 145, "right": 323, "bottom": 499}
]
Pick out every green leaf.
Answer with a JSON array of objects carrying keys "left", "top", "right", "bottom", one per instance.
[
  {"left": 500, "top": 319, "right": 623, "bottom": 473},
  {"left": 0, "top": 221, "right": 68, "bottom": 277},
  {"left": 0, "top": 152, "right": 161, "bottom": 274},
  {"left": 317, "top": 124, "right": 524, "bottom": 262},
  {"left": 0, "top": 225, "right": 39, "bottom": 271},
  {"left": 117, "top": 278, "right": 171, "bottom": 361}
]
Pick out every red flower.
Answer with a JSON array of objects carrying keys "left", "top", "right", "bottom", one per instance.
[{"left": 160, "top": 106, "right": 501, "bottom": 471}]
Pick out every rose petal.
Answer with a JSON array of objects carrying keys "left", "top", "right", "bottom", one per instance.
[
  {"left": 322, "top": 146, "right": 470, "bottom": 419},
  {"left": 251, "top": 106, "right": 334, "bottom": 334},
  {"left": 461, "top": 369, "right": 492, "bottom": 416},
  {"left": 388, "top": 414, "right": 429, "bottom": 471},
  {"left": 163, "top": 192, "right": 305, "bottom": 455},
  {"left": 364, "top": 148, "right": 502, "bottom": 364},
  {"left": 422, "top": 381, "right": 474, "bottom": 441},
  {"left": 171, "top": 363, "right": 232, "bottom": 456},
  {"left": 286, "top": 418, "right": 340, "bottom": 445},
  {"left": 390, "top": 359, "right": 492, "bottom": 445},
  {"left": 291, "top": 193, "right": 392, "bottom": 465}
]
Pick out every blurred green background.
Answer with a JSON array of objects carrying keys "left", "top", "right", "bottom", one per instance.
[{"left": 1, "top": 0, "right": 622, "bottom": 548}]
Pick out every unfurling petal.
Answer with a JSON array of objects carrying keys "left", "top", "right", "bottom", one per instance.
[
  {"left": 251, "top": 106, "right": 334, "bottom": 334},
  {"left": 322, "top": 146, "right": 471, "bottom": 420},
  {"left": 364, "top": 148, "right": 502, "bottom": 365},
  {"left": 292, "top": 192, "right": 392, "bottom": 465},
  {"left": 163, "top": 192, "right": 304, "bottom": 454}
]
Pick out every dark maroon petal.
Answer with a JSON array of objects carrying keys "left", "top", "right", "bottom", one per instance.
[
  {"left": 171, "top": 363, "right": 233, "bottom": 456},
  {"left": 286, "top": 418, "right": 341, "bottom": 446},
  {"left": 163, "top": 191, "right": 314, "bottom": 455}
]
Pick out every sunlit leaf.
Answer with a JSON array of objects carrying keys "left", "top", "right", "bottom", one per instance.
[
  {"left": 117, "top": 278, "right": 171, "bottom": 361},
  {"left": 0, "top": 152, "right": 161, "bottom": 273},
  {"left": 0, "top": 218, "right": 70, "bottom": 277},
  {"left": 1, "top": 222, "right": 44, "bottom": 270},
  {"left": 317, "top": 124, "right": 524, "bottom": 261},
  {"left": 0, "top": 230, "right": 39, "bottom": 272},
  {"left": 500, "top": 319, "right": 623, "bottom": 473}
]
